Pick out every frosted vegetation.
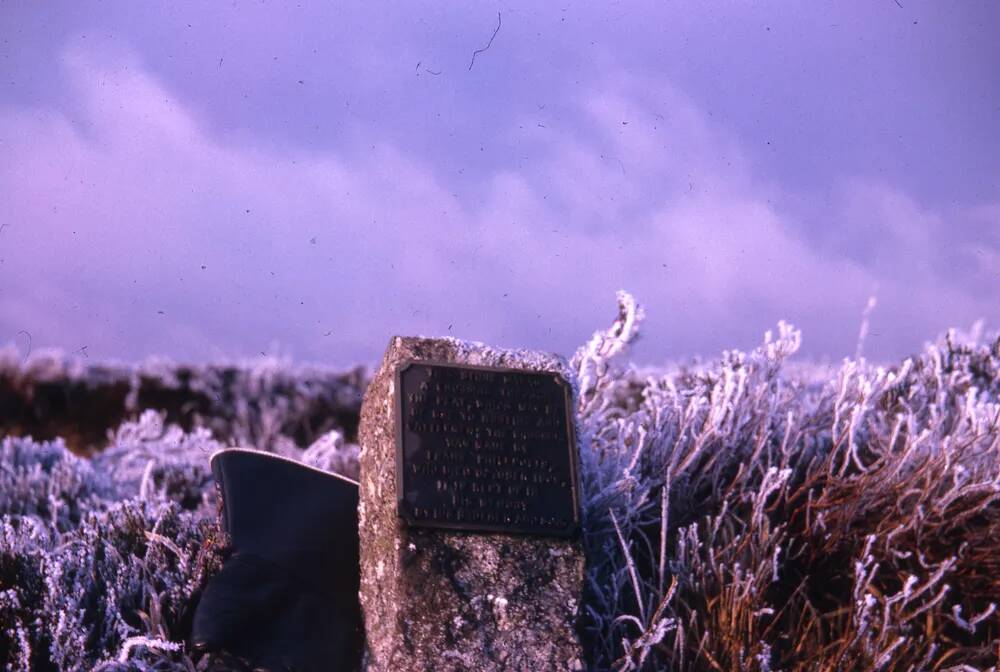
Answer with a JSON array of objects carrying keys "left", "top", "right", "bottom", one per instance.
[{"left": 1, "top": 292, "right": 998, "bottom": 670}]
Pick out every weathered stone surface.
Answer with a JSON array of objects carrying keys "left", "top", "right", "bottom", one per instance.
[{"left": 358, "top": 336, "right": 585, "bottom": 672}]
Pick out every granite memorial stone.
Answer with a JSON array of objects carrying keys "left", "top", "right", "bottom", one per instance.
[{"left": 358, "top": 336, "right": 586, "bottom": 671}]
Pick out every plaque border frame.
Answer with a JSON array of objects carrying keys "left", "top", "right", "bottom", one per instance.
[{"left": 394, "top": 359, "right": 582, "bottom": 538}]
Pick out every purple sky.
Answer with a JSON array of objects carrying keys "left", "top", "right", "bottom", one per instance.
[{"left": 1, "top": 2, "right": 997, "bottom": 368}]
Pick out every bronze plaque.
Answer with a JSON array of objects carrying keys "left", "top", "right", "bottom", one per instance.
[{"left": 395, "top": 361, "right": 580, "bottom": 537}]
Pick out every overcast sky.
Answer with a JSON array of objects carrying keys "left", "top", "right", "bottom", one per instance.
[{"left": 0, "top": 2, "right": 997, "bottom": 368}]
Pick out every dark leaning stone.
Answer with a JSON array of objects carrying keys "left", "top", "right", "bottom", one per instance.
[
  {"left": 358, "top": 336, "right": 585, "bottom": 672},
  {"left": 190, "top": 448, "right": 364, "bottom": 672}
]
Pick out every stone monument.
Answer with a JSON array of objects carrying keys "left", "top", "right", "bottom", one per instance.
[{"left": 358, "top": 336, "right": 585, "bottom": 671}]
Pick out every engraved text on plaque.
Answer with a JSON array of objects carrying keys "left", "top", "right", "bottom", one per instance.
[{"left": 395, "top": 361, "right": 579, "bottom": 537}]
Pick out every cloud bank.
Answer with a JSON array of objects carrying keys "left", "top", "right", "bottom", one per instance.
[{"left": 0, "top": 39, "right": 996, "bottom": 367}]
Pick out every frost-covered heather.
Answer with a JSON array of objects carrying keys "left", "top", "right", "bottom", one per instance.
[
  {"left": 0, "top": 414, "right": 226, "bottom": 671},
  {"left": 0, "top": 409, "right": 362, "bottom": 671},
  {"left": 577, "top": 293, "right": 999, "bottom": 671},
  {"left": 0, "top": 350, "right": 367, "bottom": 455},
  {"left": 1, "top": 293, "right": 998, "bottom": 670}
]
